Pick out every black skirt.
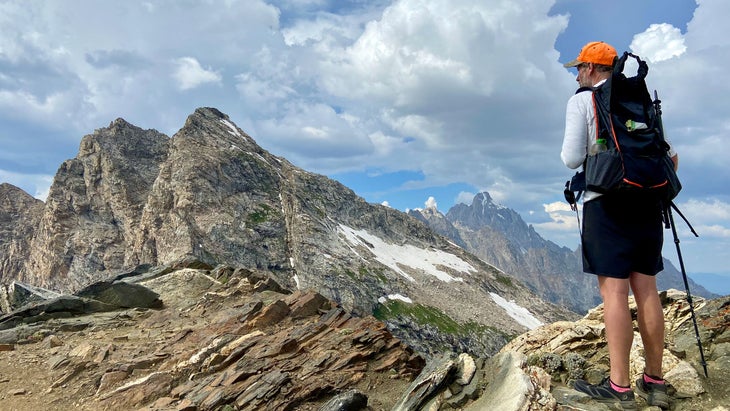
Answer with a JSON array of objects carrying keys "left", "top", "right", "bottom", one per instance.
[{"left": 581, "top": 193, "right": 665, "bottom": 278}]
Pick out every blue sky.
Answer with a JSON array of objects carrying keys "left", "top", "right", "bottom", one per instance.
[{"left": 2, "top": 0, "right": 729, "bottom": 285}]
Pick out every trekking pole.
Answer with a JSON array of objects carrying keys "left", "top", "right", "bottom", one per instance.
[
  {"left": 665, "top": 202, "right": 707, "bottom": 377},
  {"left": 654, "top": 90, "right": 671, "bottom": 153}
]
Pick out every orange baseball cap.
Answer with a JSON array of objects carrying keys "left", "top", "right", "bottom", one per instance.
[{"left": 563, "top": 41, "right": 617, "bottom": 67}]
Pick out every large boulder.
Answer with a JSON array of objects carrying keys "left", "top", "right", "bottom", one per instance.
[
  {"left": 74, "top": 281, "right": 161, "bottom": 309},
  {"left": 0, "top": 281, "right": 62, "bottom": 313}
]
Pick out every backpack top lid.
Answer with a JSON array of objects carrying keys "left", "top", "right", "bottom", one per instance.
[
  {"left": 615, "top": 51, "right": 648, "bottom": 79},
  {"left": 594, "top": 52, "right": 654, "bottom": 128}
]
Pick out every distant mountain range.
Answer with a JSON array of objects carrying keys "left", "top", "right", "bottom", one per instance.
[{"left": 409, "top": 192, "right": 717, "bottom": 313}]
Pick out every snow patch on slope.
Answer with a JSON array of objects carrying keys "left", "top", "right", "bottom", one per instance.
[
  {"left": 489, "top": 292, "right": 543, "bottom": 329},
  {"left": 220, "top": 119, "right": 242, "bottom": 137},
  {"left": 378, "top": 294, "right": 413, "bottom": 304},
  {"left": 338, "top": 224, "right": 473, "bottom": 283}
]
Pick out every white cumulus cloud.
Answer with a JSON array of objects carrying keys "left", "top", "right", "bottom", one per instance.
[
  {"left": 630, "top": 23, "right": 687, "bottom": 62},
  {"left": 425, "top": 196, "right": 438, "bottom": 210},
  {"left": 675, "top": 198, "right": 730, "bottom": 233},
  {"left": 172, "top": 57, "right": 222, "bottom": 90},
  {"left": 533, "top": 201, "right": 579, "bottom": 233}
]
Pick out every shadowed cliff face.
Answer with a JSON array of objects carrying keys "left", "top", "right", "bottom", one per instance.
[
  {"left": 0, "top": 183, "right": 44, "bottom": 284},
  {"left": 19, "top": 118, "right": 170, "bottom": 291},
  {"left": 1, "top": 107, "right": 575, "bottom": 359}
]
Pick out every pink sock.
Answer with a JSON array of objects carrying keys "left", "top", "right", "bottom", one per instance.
[
  {"left": 643, "top": 373, "right": 665, "bottom": 384},
  {"left": 610, "top": 379, "right": 632, "bottom": 393}
]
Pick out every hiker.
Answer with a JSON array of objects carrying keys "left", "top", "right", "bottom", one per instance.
[{"left": 560, "top": 41, "right": 678, "bottom": 410}]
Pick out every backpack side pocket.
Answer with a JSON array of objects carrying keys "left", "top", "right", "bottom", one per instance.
[{"left": 585, "top": 148, "right": 623, "bottom": 193}]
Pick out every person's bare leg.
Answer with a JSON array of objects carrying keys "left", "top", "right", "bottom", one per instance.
[
  {"left": 598, "top": 276, "right": 633, "bottom": 387},
  {"left": 630, "top": 271, "right": 665, "bottom": 378}
]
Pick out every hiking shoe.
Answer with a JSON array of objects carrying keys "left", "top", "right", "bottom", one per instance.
[
  {"left": 636, "top": 377, "right": 670, "bottom": 409},
  {"left": 574, "top": 377, "right": 637, "bottom": 410}
]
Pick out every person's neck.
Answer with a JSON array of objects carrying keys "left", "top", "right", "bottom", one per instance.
[
  {"left": 593, "top": 73, "right": 610, "bottom": 83},
  {"left": 590, "top": 73, "right": 610, "bottom": 87}
]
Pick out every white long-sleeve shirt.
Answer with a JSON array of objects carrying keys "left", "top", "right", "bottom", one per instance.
[
  {"left": 561, "top": 81, "right": 603, "bottom": 170},
  {"left": 561, "top": 80, "right": 604, "bottom": 202}
]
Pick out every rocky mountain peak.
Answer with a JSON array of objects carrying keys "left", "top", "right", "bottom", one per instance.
[
  {"left": 447, "top": 192, "right": 541, "bottom": 251},
  {"left": 108, "top": 117, "right": 139, "bottom": 131},
  {"left": 418, "top": 204, "right": 442, "bottom": 218},
  {"left": 79, "top": 117, "right": 169, "bottom": 159},
  {"left": 174, "top": 107, "right": 257, "bottom": 153},
  {"left": 192, "top": 106, "right": 228, "bottom": 121},
  {"left": 182, "top": 107, "right": 230, "bottom": 133}
]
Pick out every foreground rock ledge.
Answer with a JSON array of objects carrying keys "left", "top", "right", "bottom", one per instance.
[{"left": 0, "top": 264, "right": 728, "bottom": 411}]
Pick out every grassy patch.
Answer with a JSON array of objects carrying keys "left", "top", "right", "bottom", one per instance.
[
  {"left": 340, "top": 265, "right": 389, "bottom": 283},
  {"left": 374, "top": 300, "right": 508, "bottom": 339},
  {"left": 246, "top": 204, "right": 273, "bottom": 224},
  {"left": 373, "top": 269, "right": 388, "bottom": 283},
  {"left": 374, "top": 300, "right": 462, "bottom": 335},
  {"left": 495, "top": 273, "right": 513, "bottom": 287}
]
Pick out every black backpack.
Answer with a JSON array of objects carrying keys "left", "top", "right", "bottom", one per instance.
[{"left": 567, "top": 52, "right": 681, "bottom": 202}]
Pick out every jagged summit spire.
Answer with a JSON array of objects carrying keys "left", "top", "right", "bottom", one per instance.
[
  {"left": 473, "top": 191, "right": 493, "bottom": 206},
  {"left": 194, "top": 107, "right": 228, "bottom": 119},
  {"left": 176, "top": 107, "right": 254, "bottom": 150},
  {"left": 108, "top": 117, "right": 136, "bottom": 129},
  {"left": 100, "top": 117, "right": 164, "bottom": 139},
  {"left": 182, "top": 107, "right": 230, "bottom": 128},
  {"left": 185, "top": 107, "right": 234, "bottom": 128}
]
